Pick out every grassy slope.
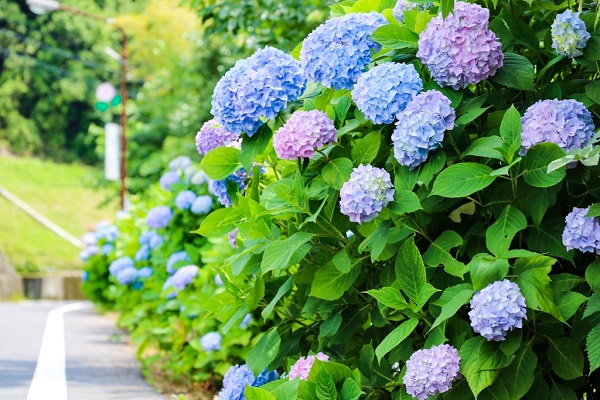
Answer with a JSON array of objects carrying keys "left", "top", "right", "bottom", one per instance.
[{"left": 0, "top": 156, "right": 118, "bottom": 269}]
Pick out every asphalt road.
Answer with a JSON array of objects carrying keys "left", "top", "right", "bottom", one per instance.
[{"left": 0, "top": 301, "right": 166, "bottom": 400}]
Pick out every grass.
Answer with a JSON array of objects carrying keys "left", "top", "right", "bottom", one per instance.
[{"left": 0, "top": 155, "right": 118, "bottom": 269}]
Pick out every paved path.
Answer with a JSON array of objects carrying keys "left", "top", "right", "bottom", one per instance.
[{"left": 0, "top": 301, "right": 166, "bottom": 399}]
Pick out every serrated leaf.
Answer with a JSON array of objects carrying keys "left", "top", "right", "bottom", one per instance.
[
  {"left": 422, "top": 230, "right": 468, "bottom": 277},
  {"left": 491, "top": 53, "right": 534, "bottom": 90},
  {"left": 200, "top": 146, "right": 241, "bottom": 180},
  {"left": 546, "top": 337, "right": 584, "bottom": 380},
  {"left": 359, "top": 343, "right": 374, "bottom": 378},
  {"left": 485, "top": 205, "right": 527, "bottom": 256},
  {"left": 372, "top": 24, "right": 419, "bottom": 49},
  {"left": 461, "top": 136, "right": 504, "bottom": 160},
  {"left": 499, "top": 105, "right": 522, "bottom": 164},
  {"left": 262, "top": 276, "right": 293, "bottom": 320},
  {"left": 587, "top": 324, "right": 600, "bottom": 372},
  {"left": 586, "top": 259, "right": 600, "bottom": 291},
  {"left": 470, "top": 254, "right": 510, "bottom": 291},
  {"left": 395, "top": 237, "right": 426, "bottom": 303},
  {"left": 351, "top": 131, "right": 381, "bottom": 166},
  {"left": 527, "top": 220, "right": 574, "bottom": 263},
  {"left": 322, "top": 158, "right": 354, "bottom": 190},
  {"left": 550, "top": 384, "right": 577, "bottom": 400},
  {"left": 515, "top": 256, "right": 564, "bottom": 321},
  {"left": 315, "top": 368, "right": 337, "bottom": 400},
  {"left": 415, "top": 283, "right": 440, "bottom": 311},
  {"left": 521, "top": 143, "right": 566, "bottom": 188},
  {"left": 430, "top": 288, "right": 473, "bottom": 330},
  {"left": 240, "top": 125, "right": 272, "bottom": 170},
  {"left": 584, "top": 292, "right": 600, "bottom": 318},
  {"left": 195, "top": 207, "right": 244, "bottom": 237},
  {"left": 460, "top": 337, "right": 509, "bottom": 397},
  {"left": 556, "top": 291, "right": 587, "bottom": 320},
  {"left": 456, "top": 107, "right": 490, "bottom": 126},
  {"left": 366, "top": 287, "right": 411, "bottom": 311},
  {"left": 245, "top": 386, "right": 277, "bottom": 400},
  {"left": 501, "top": 346, "right": 537, "bottom": 400},
  {"left": 261, "top": 233, "right": 313, "bottom": 273},
  {"left": 390, "top": 190, "right": 422, "bottom": 215},
  {"left": 431, "top": 163, "right": 496, "bottom": 198},
  {"left": 375, "top": 318, "right": 418, "bottom": 363},
  {"left": 310, "top": 263, "right": 361, "bottom": 300},
  {"left": 340, "top": 378, "right": 364, "bottom": 400},
  {"left": 585, "top": 81, "right": 600, "bottom": 104},
  {"left": 247, "top": 329, "right": 281, "bottom": 375}
]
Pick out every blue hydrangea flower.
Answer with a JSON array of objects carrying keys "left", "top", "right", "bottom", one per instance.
[
  {"left": 195, "top": 119, "right": 240, "bottom": 156},
  {"left": 79, "top": 246, "right": 98, "bottom": 261},
  {"left": 520, "top": 99, "right": 595, "bottom": 155},
  {"left": 301, "top": 12, "right": 387, "bottom": 90},
  {"left": 562, "top": 206, "right": 600, "bottom": 254},
  {"left": 352, "top": 62, "right": 423, "bottom": 124},
  {"left": 190, "top": 170, "right": 209, "bottom": 185},
  {"left": 171, "top": 265, "right": 199, "bottom": 290},
  {"left": 403, "top": 344, "right": 461, "bottom": 399},
  {"left": 392, "top": 90, "right": 455, "bottom": 169},
  {"left": 209, "top": 169, "right": 248, "bottom": 207},
  {"left": 159, "top": 171, "right": 181, "bottom": 191},
  {"left": 167, "top": 251, "right": 192, "bottom": 274},
  {"left": 162, "top": 276, "right": 176, "bottom": 299},
  {"left": 191, "top": 195, "right": 213, "bottom": 215},
  {"left": 100, "top": 243, "right": 114, "bottom": 256},
  {"left": 215, "top": 273, "right": 224, "bottom": 286},
  {"left": 228, "top": 229, "right": 239, "bottom": 249},
  {"left": 81, "top": 232, "right": 96, "bottom": 246},
  {"left": 239, "top": 313, "right": 252, "bottom": 328},
  {"left": 108, "top": 256, "right": 134, "bottom": 277},
  {"left": 146, "top": 206, "right": 173, "bottom": 229},
  {"left": 200, "top": 332, "right": 222, "bottom": 351},
  {"left": 393, "top": 0, "right": 433, "bottom": 23},
  {"left": 551, "top": 10, "right": 590, "bottom": 58},
  {"left": 95, "top": 223, "right": 118, "bottom": 242},
  {"left": 115, "top": 267, "right": 138, "bottom": 285},
  {"left": 218, "top": 364, "right": 255, "bottom": 400},
  {"left": 339, "top": 164, "right": 395, "bottom": 224},
  {"left": 135, "top": 244, "right": 150, "bottom": 262},
  {"left": 175, "top": 190, "right": 197, "bottom": 210},
  {"left": 252, "top": 369, "right": 279, "bottom": 387},
  {"left": 469, "top": 279, "right": 527, "bottom": 341},
  {"left": 212, "top": 46, "right": 306, "bottom": 136},
  {"left": 169, "top": 156, "right": 193, "bottom": 171},
  {"left": 273, "top": 110, "right": 337, "bottom": 160},
  {"left": 417, "top": 1, "right": 503, "bottom": 89},
  {"left": 139, "top": 230, "right": 164, "bottom": 250},
  {"left": 136, "top": 266, "right": 153, "bottom": 279}
]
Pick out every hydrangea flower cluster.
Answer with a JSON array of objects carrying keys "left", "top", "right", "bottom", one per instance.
[
  {"left": 200, "top": 332, "right": 222, "bottom": 351},
  {"left": 94, "top": 222, "right": 119, "bottom": 242},
  {"left": 171, "top": 265, "right": 199, "bottom": 290},
  {"left": 209, "top": 169, "right": 248, "bottom": 207},
  {"left": 136, "top": 266, "right": 153, "bottom": 279},
  {"left": 218, "top": 364, "right": 256, "bottom": 400},
  {"left": 551, "top": 10, "right": 590, "bottom": 58},
  {"left": 211, "top": 46, "right": 306, "bottom": 136},
  {"left": 417, "top": 1, "right": 503, "bottom": 89},
  {"left": 162, "top": 276, "right": 176, "bottom": 299},
  {"left": 520, "top": 99, "right": 594, "bottom": 154},
  {"left": 146, "top": 206, "right": 173, "bottom": 229},
  {"left": 562, "top": 207, "right": 600, "bottom": 254},
  {"left": 191, "top": 195, "right": 213, "bottom": 215},
  {"left": 273, "top": 110, "right": 337, "bottom": 160},
  {"left": 135, "top": 245, "right": 150, "bottom": 262},
  {"left": 392, "top": 0, "right": 433, "bottom": 23},
  {"left": 159, "top": 171, "right": 180, "bottom": 191},
  {"left": 392, "top": 91, "right": 455, "bottom": 169},
  {"left": 195, "top": 119, "right": 240, "bottom": 156},
  {"left": 228, "top": 229, "right": 239, "bottom": 249},
  {"left": 100, "top": 244, "right": 114, "bottom": 255},
  {"left": 82, "top": 232, "right": 96, "bottom": 246},
  {"left": 469, "top": 279, "right": 527, "bottom": 341},
  {"left": 108, "top": 257, "right": 137, "bottom": 285},
  {"left": 138, "top": 230, "right": 164, "bottom": 250},
  {"left": 79, "top": 245, "right": 99, "bottom": 261},
  {"left": 168, "top": 156, "right": 193, "bottom": 171},
  {"left": 340, "top": 165, "right": 395, "bottom": 224},
  {"left": 166, "top": 251, "right": 192, "bottom": 274},
  {"left": 175, "top": 190, "right": 197, "bottom": 210},
  {"left": 352, "top": 63, "right": 423, "bottom": 124},
  {"left": 403, "top": 344, "right": 461, "bottom": 399},
  {"left": 288, "top": 352, "right": 329, "bottom": 380},
  {"left": 301, "top": 12, "right": 387, "bottom": 90},
  {"left": 252, "top": 369, "right": 278, "bottom": 387}
]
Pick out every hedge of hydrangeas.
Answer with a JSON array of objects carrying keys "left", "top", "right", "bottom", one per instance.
[{"left": 83, "top": 0, "right": 600, "bottom": 398}]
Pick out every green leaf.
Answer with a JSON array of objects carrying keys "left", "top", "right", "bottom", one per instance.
[
  {"left": 262, "top": 276, "right": 293, "bottom": 320},
  {"left": 499, "top": 105, "right": 522, "bottom": 164},
  {"left": 333, "top": 249, "right": 352, "bottom": 273},
  {"left": 372, "top": 24, "right": 419, "bottom": 49},
  {"left": 366, "top": 287, "right": 411, "bottom": 311},
  {"left": 549, "top": 384, "right": 577, "bottom": 400},
  {"left": 501, "top": 346, "right": 537, "bottom": 400},
  {"left": 523, "top": 185, "right": 560, "bottom": 226},
  {"left": 515, "top": 256, "right": 564, "bottom": 321},
  {"left": 415, "top": 283, "right": 440, "bottom": 311},
  {"left": 334, "top": 96, "right": 352, "bottom": 129},
  {"left": 469, "top": 254, "right": 510, "bottom": 291},
  {"left": 527, "top": 220, "right": 574, "bottom": 263},
  {"left": 351, "top": 131, "right": 381, "bottom": 166},
  {"left": 340, "top": 378, "right": 364, "bottom": 400},
  {"left": 430, "top": 288, "right": 473, "bottom": 330},
  {"left": 491, "top": 53, "right": 534, "bottom": 90},
  {"left": 245, "top": 386, "right": 277, "bottom": 400},
  {"left": 587, "top": 324, "right": 600, "bottom": 372},
  {"left": 200, "top": 146, "right": 241, "bottom": 180},
  {"left": 195, "top": 207, "right": 243, "bottom": 237},
  {"left": 586, "top": 259, "right": 600, "bottom": 291},
  {"left": 441, "top": 0, "right": 455, "bottom": 18},
  {"left": 310, "top": 262, "right": 361, "bottom": 300},
  {"left": 485, "top": 205, "right": 527, "bottom": 256},
  {"left": 240, "top": 125, "right": 272, "bottom": 170},
  {"left": 584, "top": 36, "right": 600, "bottom": 61},
  {"left": 390, "top": 189, "right": 422, "bottom": 215},
  {"left": 460, "top": 337, "right": 509, "bottom": 398},
  {"left": 322, "top": 158, "right": 354, "bottom": 190},
  {"left": 395, "top": 237, "right": 426, "bottom": 303},
  {"left": 546, "top": 337, "right": 584, "bottom": 380},
  {"left": 359, "top": 220, "right": 391, "bottom": 262},
  {"left": 320, "top": 313, "right": 343, "bottom": 339},
  {"left": 461, "top": 136, "right": 504, "bottom": 161},
  {"left": 556, "top": 291, "right": 587, "bottom": 320},
  {"left": 247, "top": 329, "right": 281, "bottom": 375},
  {"left": 359, "top": 344, "right": 374, "bottom": 379},
  {"left": 261, "top": 233, "right": 314, "bottom": 273},
  {"left": 584, "top": 292, "right": 600, "bottom": 318},
  {"left": 422, "top": 230, "right": 468, "bottom": 278},
  {"left": 316, "top": 368, "right": 337, "bottom": 400},
  {"left": 521, "top": 143, "right": 566, "bottom": 188},
  {"left": 375, "top": 318, "right": 419, "bottom": 363},
  {"left": 418, "top": 149, "right": 446, "bottom": 187},
  {"left": 430, "top": 163, "right": 496, "bottom": 198},
  {"left": 585, "top": 81, "right": 600, "bottom": 104}
]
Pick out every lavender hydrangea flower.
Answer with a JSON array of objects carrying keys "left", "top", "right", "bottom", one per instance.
[
  {"left": 175, "top": 190, "right": 197, "bottom": 210},
  {"left": 393, "top": 0, "right": 433, "bottom": 23},
  {"left": 191, "top": 195, "right": 213, "bottom": 215},
  {"left": 95, "top": 223, "right": 118, "bottom": 242},
  {"left": 273, "top": 110, "right": 337, "bottom": 160},
  {"left": 100, "top": 243, "right": 114, "bottom": 256},
  {"left": 195, "top": 119, "right": 240, "bottom": 156},
  {"left": 562, "top": 206, "right": 600, "bottom": 254},
  {"left": 79, "top": 246, "right": 98, "bottom": 261},
  {"left": 136, "top": 267, "right": 153, "bottom": 279},
  {"left": 159, "top": 171, "right": 180, "bottom": 191},
  {"left": 115, "top": 267, "right": 137, "bottom": 285},
  {"left": 146, "top": 206, "right": 173, "bottom": 229},
  {"left": 215, "top": 273, "right": 224, "bottom": 286},
  {"left": 167, "top": 251, "right": 192, "bottom": 274},
  {"left": 252, "top": 369, "right": 278, "bottom": 387},
  {"left": 209, "top": 169, "right": 248, "bottom": 207},
  {"left": 469, "top": 279, "right": 527, "bottom": 341},
  {"left": 228, "top": 229, "right": 239, "bottom": 249},
  {"left": 200, "top": 332, "right": 222, "bottom": 351},
  {"left": 171, "top": 265, "right": 199, "bottom": 290},
  {"left": 138, "top": 230, "right": 164, "bottom": 250},
  {"left": 551, "top": 10, "right": 590, "bottom": 58},
  {"left": 169, "top": 156, "right": 193, "bottom": 171},
  {"left": 289, "top": 352, "right": 329, "bottom": 380},
  {"left": 339, "top": 165, "right": 395, "bottom": 224},
  {"left": 417, "top": 2, "right": 503, "bottom": 89},
  {"left": 392, "top": 91, "right": 455, "bottom": 169},
  {"left": 352, "top": 63, "right": 423, "bottom": 124},
  {"left": 520, "top": 99, "right": 594, "bottom": 155},
  {"left": 403, "top": 344, "right": 461, "bottom": 399},
  {"left": 190, "top": 170, "right": 208, "bottom": 185},
  {"left": 212, "top": 46, "right": 306, "bottom": 136},
  {"left": 218, "top": 364, "right": 255, "bottom": 400},
  {"left": 135, "top": 244, "right": 150, "bottom": 262},
  {"left": 108, "top": 257, "right": 134, "bottom": 277},
  {"left": 301, "top": 12, "right": 387, "bottom": 90},
  {"left": 239, "top": 313, "right": 252, "bottom": 328},
  {"left": 81, "top": 232, "right": 96, "bottom": 246}
]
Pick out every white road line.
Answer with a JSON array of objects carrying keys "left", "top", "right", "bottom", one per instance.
[{"left": 27, "top": 303, "right": 87, "bottom": 400}]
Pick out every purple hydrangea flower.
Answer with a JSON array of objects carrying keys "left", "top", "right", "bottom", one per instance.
[
  {"left": 417, "top": 2, "right": 503, "bottom": 89},
  {"left": 195, "top": 119, "right": 240, "bottom": 156},
  {"left": 289, "top": 352, "right": 329, "bottom": 380},
  {"left": 563, "top": 206, "right": 600, "bottom": 254},
  {"left": 191, "top": 195, "right": 213, "bottom": 215},
  {"left": 218, "top": 364, "right": 255, "bottom": 400},
  {"left": 393, "top": 0, "right": 433, "bottom": 23},
  {"left": 520, "top": 99, "right": 594, "bottom": 155},
  {"left": 551, "top": 10, "right": 590, "bottom": 58},
  {"left": 339, "top": 165, "right": 395, "bottom": 224},
  {"left": 252, "top": 369, "right": 278, "bottom": 387},
  {"left": 159, "top": 171, "right": 181, "bottom": 191},
  {"left": 403, "top": 344, "right": 461, "bottom": 399},
  {"left": 352, "top": 62, "right": 423, "bottom": 124},
  {"left": 215, "top": 273, "right": 224, "bottom": 286},
  {"left": 146, "top": 206, "right": 173, "bottom": 229},
  {"left": 171, "top": 265, "right": 199, "bottom": 290},
  {"left": 167, "top": 251, "right": 192, "bottom": 274},
  {"left": 200, "top": 332, "right": 222, "bottom": 351},
  {"left": 100, "top": 243, "right": 114, "bottom": 256},
  {"left": 301, "top": 12, "right": 387, "bottom": 90},
  {"left": 135, "top": 244, "right": 150, "bottom": 262},
  {"left": 136, "top": 266, "right": 153, "bottom": 279},
  {"left": 392, "top": 90, "right": 455, "bottom": 169},
  {"left": 469, "top": 279, "right": 527, "bottom": 341},
  {"left": 175, "top": 190, "right": 197, "bottom": 210},
  {"left": 209, "top": 169, "right": 248, "bottom": 207},
  {"left": 169, "top": 156, "right": 193, "bottom": 171},
  {"left": 212, "top": 46, "right": 306, "bottom": 136},
  {"left": 228, "top": 229, "right": 239, "bottom": 249},
  {"left": 273, "top": 110, "right": 337, "bottom": 160}
]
